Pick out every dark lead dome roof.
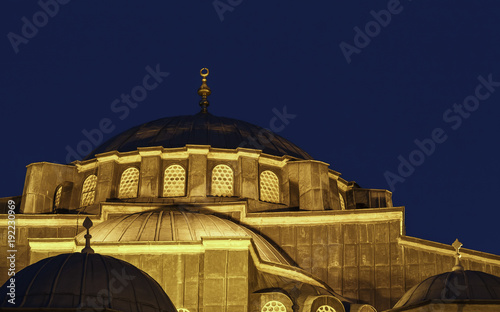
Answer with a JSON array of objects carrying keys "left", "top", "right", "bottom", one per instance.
[
  {"left": 393, "top": 270, "right": 500, "bottom": 309},
  {"left": 84, "top": 112, "right": 312, "bottom": 160},
  {"left": 0, "top": 253, "right": 176, "bottom": 312}
]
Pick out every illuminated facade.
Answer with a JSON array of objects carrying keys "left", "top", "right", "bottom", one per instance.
[{"left": 2, "top": 69, "right": 500, "bottom": 311}]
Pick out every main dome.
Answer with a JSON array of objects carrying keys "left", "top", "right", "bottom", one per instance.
[{"left": 83, "top": 112, "right": 313, "bottom": 160}]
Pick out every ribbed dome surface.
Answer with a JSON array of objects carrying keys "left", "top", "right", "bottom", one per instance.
[
  {"left": 394, "top": 270, "right": 500, "bottom": 309},
  {"left": 76, "top": 210, "right": 291, "bottom": 265},
  {"left": 83, "top": 112, "right": 312, "bottom": 160},
  {"left": 0, "top": 253, "right": 176, "bottom": 311}
]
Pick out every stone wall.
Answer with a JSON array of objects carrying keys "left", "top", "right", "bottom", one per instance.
[
  {"left": 253, "top": 221, "right": 500, "bottom": 311},
  {"left": 0, "top": 221, "right": 81, "bottom": 284},
  {"left": 254, "top": 221, "right": 402, "bottom": 310}
]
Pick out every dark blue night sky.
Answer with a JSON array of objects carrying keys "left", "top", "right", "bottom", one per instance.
[{"left": 1, "top": 1, "right": 500, "bottom": 255}]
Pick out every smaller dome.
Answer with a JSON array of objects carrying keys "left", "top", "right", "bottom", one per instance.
[
  {"left": 0, "top": 253, "right": 176, "bottom": 312},
  {"left": 76, "top": 210, "right": 292, "bottom": 266},
  {"left": 394, "top": 270, "right": 500, "bottom": 309}
]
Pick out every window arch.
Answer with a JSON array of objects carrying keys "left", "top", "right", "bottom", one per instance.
[
  {"left": 316, "top": 305, "right": 336, "bottom": 312},
  {"left": 262, "top": 300, "right": 286, "bottom": 312},
  {"left": 164, "top": 165, "right": 186, "bottom": 197},
  {"left": 118, "top": 167, "right": 140, "bottom": 198},
  {"left": 177, "top": 309, "right": 190, "bottom": 312},
  {"left": 53, "top": 185, "right": 62, "bottom": 210},
  {"left": 339, "top": 194, "right": 346, "bottom": 210},
  {"left": 211, "top": 164, "right": 233, "bottom": 197},
  {"left": 260, "top": 170, "right": 280, "bottom": 203},
  {"left": 81, "top": 175, "right": 97, "bottom": 207}
]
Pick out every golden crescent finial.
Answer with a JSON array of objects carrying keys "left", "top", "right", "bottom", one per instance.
[{"left": 197, "top": 68, "right": 211, "bottom": 113}]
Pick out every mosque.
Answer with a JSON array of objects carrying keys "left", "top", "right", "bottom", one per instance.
[{"left": 1, "top": 69, "right": 500, "bottom": 311}]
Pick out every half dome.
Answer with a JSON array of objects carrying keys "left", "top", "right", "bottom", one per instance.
[
  {"left": 76, "top": 210, "right": 292, "bottom": 266},
  {"left": 394, "top": 270, "right": 500, "bottom": 309},
  {"left": 0, "top": 252, "right": 176, "bottom": 311},
  {"left": 83, "top": 112, "right": 312, "bottom": 160}
]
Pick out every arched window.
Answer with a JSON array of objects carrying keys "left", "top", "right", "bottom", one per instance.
[
  {"left": 260, "top": 170, "right": 280, "bottom": 203},
  {"left": 316, "top": 305, "right": 336, "bottom": 312},
  {"left": 339, "top": 194, "right": 346, "bottom": 210},
  {"left": 262, "top": 301, "right": 286, "bottom": 312},
  {"left": 211, "top": 164, "right": 233, "bottom": 197},
  {"left": 81, "top": 175, "right": 97, "bottom": 207},
  {"left": 53, "top": 185, "right": 62, "bottom": 210},
  {"left": 118, "top": 167, "right": 140, "bottom": 198},
  {"left": 177, "top": 309, "right": 190, "bottom": 312},
  {"left": 163, "top": 165, "right": 186, "bottom": 197}
]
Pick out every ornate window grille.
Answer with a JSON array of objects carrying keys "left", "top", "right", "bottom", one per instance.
[
  {"left": 164, "top": 165, "right": 186, "bottom": 197},
  {"left": 211, "top": 164, "right": 233, "bottom": 197}
]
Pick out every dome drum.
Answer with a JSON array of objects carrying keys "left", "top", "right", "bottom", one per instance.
[{"left": 19, "top": 145, "right": 389, "bottom": 215}]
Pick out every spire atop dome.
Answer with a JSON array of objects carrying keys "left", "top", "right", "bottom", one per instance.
[
  {"left": 81, "top": 216, "right": 94, "bottom": 254},
  {"left": 197, "top": 68, "right": 211, "bottom": 113},
  {"left": 452, "top": 238, "right": 464, "bottom": 271}
]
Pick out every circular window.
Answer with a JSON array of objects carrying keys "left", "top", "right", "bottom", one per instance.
[
  {"left": 262, "top": 300, "right": 286, "bottom": 312},
  {"left": 316, "top": 305, "right": 336, "bottom": 312}
]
